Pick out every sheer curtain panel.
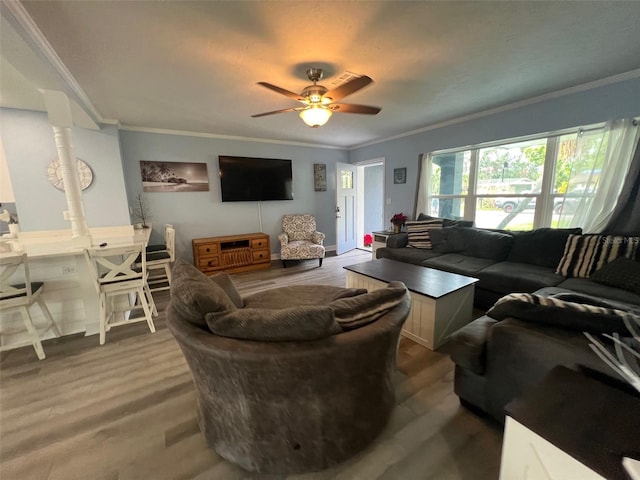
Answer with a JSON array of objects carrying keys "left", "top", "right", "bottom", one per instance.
[{"left": 559, "top": 119, "right": 640, "bottom": 233}]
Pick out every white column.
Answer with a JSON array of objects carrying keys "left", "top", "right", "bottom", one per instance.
[
  {"left": 52, "top": 125, "right": 91, "bottom": 243},
  {"left": 44, "top": 90, "right": 91, "bottom": 247}
]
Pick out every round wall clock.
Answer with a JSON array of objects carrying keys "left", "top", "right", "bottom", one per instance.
[{"left": 47, "top": 158, "right": 94, "bottom": 191}]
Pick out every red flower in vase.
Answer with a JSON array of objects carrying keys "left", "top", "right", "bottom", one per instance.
[{"left": 390, "top": 212, "right": 408, "bottom": 226}]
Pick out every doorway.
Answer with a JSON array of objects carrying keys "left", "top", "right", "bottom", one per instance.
[{"left": 356, "top": 159, "right": 385, "bottom": 251}]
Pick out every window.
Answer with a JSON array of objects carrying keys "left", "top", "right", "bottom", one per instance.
[
  {"left": 418, "top": 119, "right": 638, "bottom": 231},
  {"left": 341, "top": 170, "right": 353, "bottom": 189}
]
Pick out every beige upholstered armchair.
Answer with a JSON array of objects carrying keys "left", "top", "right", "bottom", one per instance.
[{"left": 278, "top": 214, "right": 326, "bottom": 267}]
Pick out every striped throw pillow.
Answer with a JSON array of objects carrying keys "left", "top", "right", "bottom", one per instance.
[
  {"left": 487, "top": 292, "right": 640, "bottom": 334},
  {"left": 406, "top": 219, "right": 443, "bottom": 249},
  {"left": 555, "top": 234, "right": 639, "bottom": 278}
]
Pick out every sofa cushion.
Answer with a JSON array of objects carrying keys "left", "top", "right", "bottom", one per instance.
[
  {"left": 557, "top": 278, "right": 640, "bottom": 307},
  {"left": 205, "top": 306, "right": 341, "bottom": 341},
  {"left": 329, "top": 281, "right": 408, "bottom": 330},
  {"left": 429, "top": 226, "right": 468, "bottom": 253},
  {"left": 385, "top": 233, "right": 408, "bottom": 248},
  {"left": 423, "top": 253, "right": 497, "bottom": 276},
  {"left": 475, "top": 262, "right": 565, "bottom": 294},
  {"left": 376, "top": 246, "right": 443, "bottom": 265},
  {"left": 450, "top": 227, "right": 514, "bottom": 260},
  {"left": 170, "top": 260, "right": 237, "bottom": 328},
  {"left": 486, "top": 292, "right": 638, "bottom": 334},
  {"left": 556, "top": 234, "right": 639, "bottom": 278},
  {"left": 406, "top": 219, "right": 443, "bottom": 249},
  {"left": 416, "top": 213, "right": 473, "bottom": 228},
  {"left": 209, "top": 272, "right": 244, "bottom": 308},
  {"left": 589, "top": 257, "right": 640, "bottom": 295},
  {"left": 243, "top": 285, "right": 367, "bottom": 309},
  {"left": 444, "top": 316, "right": 498, "bottom": 375},
  {"left": 507, "top": 228, "right": 582, "bottom": 268}
]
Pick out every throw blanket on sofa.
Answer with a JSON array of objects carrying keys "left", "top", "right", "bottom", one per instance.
[{"left": 487, "top": 292, "right": 640, "bottom": 334}]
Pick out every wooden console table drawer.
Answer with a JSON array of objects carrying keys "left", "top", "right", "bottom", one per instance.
[
  {"left": 251, "top": 238, "right": 268, "bottom": 249},
  {"left": 252, "top": 249, "right": 270, "bottom": 263},
  {"left": 197, "top": 256, "right": 220, "bottom": 272},
  {"left": 193, "top": 233, "right": 271, "bottom": 274},
  {"left": 197, "top": 244, "right": 219, "bottom": 257}
]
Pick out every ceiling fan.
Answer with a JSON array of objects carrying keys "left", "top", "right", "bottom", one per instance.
[{"left": 252, "top": 68, "right": 381, "bottom": 127}]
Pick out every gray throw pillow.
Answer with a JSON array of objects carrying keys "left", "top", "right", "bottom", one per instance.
[
  {"left": 429, "top": 226, "right": 467, "bottom": 253},
  {"left": 209, "top": 272, "right": 244, "bottom": 308},
  {"left": 589, "top": 257, "right": 640, "bottom": 295},
  {"left": 170, "top": 260, "right": 237, "bottom": 328},
  {"left": 205, "top": 306, "right": 341, "bottom": 341},
  {"left": 330, "top": 281, "right": 408, "bottom": 330}
]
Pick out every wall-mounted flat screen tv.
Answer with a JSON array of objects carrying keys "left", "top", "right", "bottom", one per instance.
[{"left": 218, "top": 156, "right": 293, "bottom": 202}]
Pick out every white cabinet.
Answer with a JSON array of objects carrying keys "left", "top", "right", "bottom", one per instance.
[
  {"left": 500, "top": 417, "right": 605, "bottom": 480},
  {"left": 499, "top": 366, "right": 640, "bottom": 480},
  {"left": 371, "top": 231, "right": 392, "bottom": 259}
]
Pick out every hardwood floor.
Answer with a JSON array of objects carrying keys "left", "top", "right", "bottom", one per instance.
[{"left": 0, "top": 250, "right": 503, "bottom": 480}]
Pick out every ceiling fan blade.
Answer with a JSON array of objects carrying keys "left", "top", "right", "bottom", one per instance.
[
  {"left": 251, "top": 107, "right": 304, "bottom": 118},
  {"left": 324, "top": 76, "right": 373, "bottom": 102},
  {"left": 257, "top": 82, "right": 305, "bottom": 102},
  {"left": 328, "top": 103, "right": 381, "bottom": 115}
]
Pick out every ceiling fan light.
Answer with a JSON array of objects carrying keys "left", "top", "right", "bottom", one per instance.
[{"left": 299, "top": 106, "right": 332, "bottom": 127}]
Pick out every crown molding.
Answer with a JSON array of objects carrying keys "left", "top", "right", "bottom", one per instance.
[
  {"left": 350, "top": 68, "right": 640, "bottom": 150},
  {"left": 119, "top": 125, "right": 346, "bottom": 150},
  {"left": 2, "top": 0, "right": 104, "bottom": 125}
]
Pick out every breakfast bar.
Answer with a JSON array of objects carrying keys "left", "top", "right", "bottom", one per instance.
[{"left": 0, "top": 225, "right": 151, "bottom": 352}]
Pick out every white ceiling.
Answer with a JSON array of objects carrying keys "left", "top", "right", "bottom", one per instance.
[{"left": 2, "top": 1, "right": 640, "bottom": 149}]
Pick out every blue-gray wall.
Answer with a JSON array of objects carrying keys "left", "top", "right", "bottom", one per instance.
[
  {"left": 0, "top": 108, "right": 130, "bottom": 231},
  {"left": 3, "top": 75, "right": 638, "bottom": 262},
  {"left": 118, "top": 130, "right": 348, "bottom": 261},
  {"left": 349, "top": 76, "right": 640, "bottom": 221}
]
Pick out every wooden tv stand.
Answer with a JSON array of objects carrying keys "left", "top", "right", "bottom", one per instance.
[{"left": 192, "top": 232, "right": 271, "bottom": 274}]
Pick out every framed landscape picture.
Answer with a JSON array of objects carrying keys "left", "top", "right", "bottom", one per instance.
[
  {"left": 140, "top": 161, "right": 209, "bottom": 192},
  {"left": 394, "top": 167, "right": 407, "bottom": 184}
]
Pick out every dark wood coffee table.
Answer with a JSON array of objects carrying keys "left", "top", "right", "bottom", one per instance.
[{"left": 344, "top": 258, "right": 478, "bottom": 350}]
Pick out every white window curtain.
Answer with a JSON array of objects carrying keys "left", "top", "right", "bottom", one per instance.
[
  {"left": 559, "top": 118, "right": 640, "bottom": 233},
  {"left": 415, "top": 153, "right": 432, "bottom": 217}
]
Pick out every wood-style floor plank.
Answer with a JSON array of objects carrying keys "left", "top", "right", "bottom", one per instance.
[{"left": 0, "top": 250, "right": 502, "bottom": 480}]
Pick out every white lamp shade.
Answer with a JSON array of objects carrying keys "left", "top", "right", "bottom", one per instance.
[{"left": 299, "top": 106, "right": 332, "bottom": 127}]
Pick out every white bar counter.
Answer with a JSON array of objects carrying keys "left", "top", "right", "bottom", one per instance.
[{"left": 0, "top": 226, "right": 151, "bottom": 352}]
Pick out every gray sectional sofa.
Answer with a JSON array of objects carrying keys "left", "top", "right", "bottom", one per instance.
[
  {"left": 377, "top": 225, "right": 640, "bottom": 309},
  {"left": 376, "top": 222, "right": 640, "bottom": 422}
]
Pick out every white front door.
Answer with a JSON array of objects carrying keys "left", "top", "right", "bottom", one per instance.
[{"left": 336, "top": 162, "right": 357, "bottom": 254}]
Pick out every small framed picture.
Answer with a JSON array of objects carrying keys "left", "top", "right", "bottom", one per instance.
[
  {"left": 394, "top": 167, "right": 407, "bottom": 184},
  {"left": 314, "top": 163, "right": 327, "bottom": 191}
]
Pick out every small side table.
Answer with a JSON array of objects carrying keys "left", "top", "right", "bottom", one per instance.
[
  {"left": 499, "top": 366, "right": 640, "bottom": 480},
  {"left": 371, "top": 230, "right": 394, "bottom": 259}
]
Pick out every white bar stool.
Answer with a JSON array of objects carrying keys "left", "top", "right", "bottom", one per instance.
[
  {"left": 84, "top": 244, "right": 156, "bottom": 345},
  {"left": 0, "top": 253, "right": 61, "bottom": 360}
]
